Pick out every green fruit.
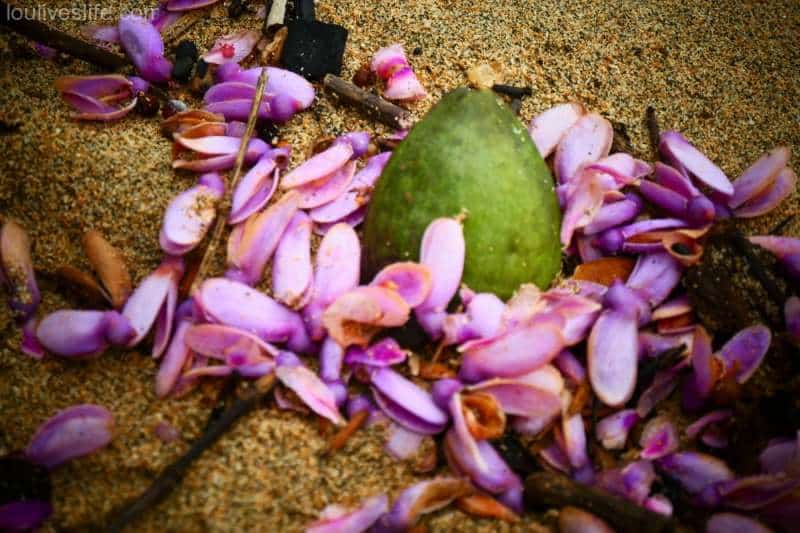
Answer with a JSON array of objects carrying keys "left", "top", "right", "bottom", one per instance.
[{"left": 363, "top": 88, "right": 561, "bottom": 299}]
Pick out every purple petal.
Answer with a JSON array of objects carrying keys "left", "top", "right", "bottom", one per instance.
[
  {"left": 36, "top": 310, "right": 113, "bottom": 358},
  {"left": 415, "top": 217, "right": 466, "bottom": 338},
  {"left": 226, "top": 191, "right": 300, "bottom": 285},
  {"left": 303, "top": 223, "right": 361, "bottom": 341},
  {"left": 229, "top": 152, "right": 283, "bottom": 224},
  {"left": 319, "top": 336, "right": 344, "bottom": 383},
  {"left": 443, "top": 429, "right": 520, "bottom": 494},
  {"left": 554, "top": 350, "right": 586, "bottom": 385},
  {"left": 528, "top": 103, "right": 585, "bottom": 158},
  {"left": 272, "top": 212, "right": 313, "bottom": 308},
  {"left": 204, "top": 81, "right": 257, "bottom": 103},
  {"left": 595, "top": 460, "right": 655, "bottom": 505},
  {"left": 659, "top": 131, "right": 733, "bottom": 196},
  {"left": 202, "top": 30, "right": 260, "bottom": 65},
  {"left": 194, "top": 277, "right": 311, "bottom": 352},
  {"left": 306, "top": 494, "right": 388, "bottom": 533},
  {"left": 370, "top": 262, "right": 433, "bottom": 308},
  {"left": 309, "top": 152, "right": 391, "bottom": 223},
  {"left": 785, "top": 296, "right": 800, "bottom": 342},
  {"left": 638, "top": 179, "right": 689, "bottom": 219},
  {"left": 586, "top": 153, "right": 653, "bottom": 185},
  {"left": 276, "top": 358, "right": 344, "bottom": 425},
  {"left": 443, "top": 292, "right": 506, "bottom": 346},
  {"left": 312, "top": 207, "right": 367, "bottom": 235},
  {"left": 596, "top": 409, "right": 640, "bottom": 450},
  {"left": 639, "top": 416, "right": 679, "bottom": 459},
  {"left": 588, "top": 309, "right": 638, "bottom": 406},
  {"left": 118, "top": 15, "right": 172, "bottom": 83},
  {"left": 0, "top": 501, "right": 53, "bottom": 531},
  {"left": 156, "top": 318, "right": 192, "bottom": 398},
  {"left": 716, "top": 474, "right": 800, "bottom": 511},
  {"left": 295, "top": 161, "right": 357, "bottom": 209},
  {"left": 625, "top": 252, "right": 682, "bottom": 307},
  {"left": 282, "top": 143, "right": 353, "bottom": 189},
  {"left": 539, "top": 441, "right": 571, "bottom": 474},
  {"left": 214, "top": 65, "right": 315, "bottom": 110},
  {"left": 636, "top": 359, "right": 688, "bottom": 418},
  {"left": 686, "top": 409, "right": 732, "bottom": 441},
  {"left": 344, "top": 337, "right": 407, "bottom": 368},
  {"left": 718, "top": 324, "right": 771, "bottom": 383},
  {"left": 654, "top": 161, "right": 700, "bottom": 198},
  {"left": 554, "top": 113, "right": 613, "bottom": 184},
  {"left": 655, "top": 452, "right": 734, "bottom": 494},
  {"left": 25, "top": 404, "right": 113, "bottom": 469},
  {"left": 21, "top": 317, "right": 45, "bottom": 359},
  {"left": 707, "top": 513, "right": 774, "bottom": 533},
  {"left": 759, "top": 434, "right": 800, "bottom": 475},
  {"left": 583, "top": 193, "right": 643, "bottom": 235},
  {"left": 204, "top": 98, "right": 272, "bottom": 121},
  {"left": 459, "top": 315, "right": 565, "bottom": 382},
  {"left": 335, "top": 131, "right": 372, "bottom": 159},
  {"left": 431, "top": 378, "right": 464, "bottom": 411},
  {"left": 560, "top": 169, "right": 614, "bottom": 246},
  {"left": 385, "top": 422, "right": 425, "bottom": 460},
  {"left": 559, "top": 506, "right": 614, "bottom": 533},
  {"left": 562, "top": 414, "right": 589, "bottom": 469},
  {"left": 382, "top": 478, "right": 472, "bottom": 530},
  {"left": 121, "top": 256, "right": 183, "bottom": 348},
  {"left": 159, "top": 177, "right": 223, "bottom": 255},
  {"left": 370, "top": 367, "right": 448, "bottom": 435},
  {"left": 729, "top": 146, "right": 791, "bottom": 208},
  {"left": 734, "top": 167, "right": 797, "bottom": 218},
  {"left": 1, "top": 220, "right": 40, "bottom": 319}
]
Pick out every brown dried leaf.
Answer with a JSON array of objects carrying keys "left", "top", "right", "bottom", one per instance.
[
  {"left": 572, "top": 257, "right": 635, "bottom": 286},
  {"left": 82, "top": 229, "right": 131, "bottom": 309},
  {"left": 456, "top": 493, "right": 519, "bottom": 523}
]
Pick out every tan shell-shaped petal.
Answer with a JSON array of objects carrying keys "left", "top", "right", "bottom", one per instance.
[{"left": 83, "top": 229, "right": 132, "bottom": 309}]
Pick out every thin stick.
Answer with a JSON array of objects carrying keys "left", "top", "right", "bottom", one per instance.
[
  {"left": 323, "top": 74, "right": 413, "bottom": 130},
  {"left": 162, "top": 8, "right": 208, "bottom": 47},
  {"left": 492, "top": 84, "right": 532, "bottom": 98},
  {"left": 106, "top": 376, "right": 275, "bottom": 532},
  {"left": 0, "top": 1, "right": 127, "bottom": 70},
  {"left": 187, "top": 68, "right": 269, "bottom": 295},
  {"left": 324, "top": 409, "right": 369, "bottom": 455},
  {"left": 646, "top": 106, "right": 660, "bottom": 159}
]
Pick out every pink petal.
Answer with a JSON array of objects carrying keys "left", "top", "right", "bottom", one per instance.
[
  {"left": 156, "top": 318, "right": 192, "bottom": 398},
  {"left": 718, "top": 324, "right": 771, "bottom": 383},
  {"left": 306, "top": 494, "right": 388, "bottom": 533},
  {"left": 229, "top": 156, "right": 279, "bottom": 224},
  {"left": 276, "top": 357, "right": 343, "bottom": 424},
  {"left": 226, "top": 191, "right": 300, "bottom": 285},
  {"left": 295, "top": 161, "right": 357, "bottom": 209},
  {"left": 176, "top": 135, "right": 268, "bottom": 156},
  {"left": 183, "top": 323, "right": 279, "bottom": 359},
  {"left": 309, "top": 152, "right": 391, "bottom": 223},
  {"left": 303, "top": 223, "right": 361, "bottom": 341},
  {"left": 54, "top": 74, "right": 131, "bottom": 98},
  {"left": 159, "top": 176, "right": 224, "bottom": 255},
  {"left": 468, "top": 377, "right": 562, "bottom": 418},
  {"left": 36, "top": 310, "right": 113, "bottom": 358},
  {"left": 560, "top": 169, "right": 614, "bottom": 246},
  {"left": 371, "top": 367, "right": 448, "bottom": 434},
  {"left": 586, "top": 153, "right": 653, "bottom": 185},
  {"left": 121, "top": 256, "right": 183, "bottom": 347},
  {"left": 25, "top": 404, "right": 114, "bottom": 469},
  {"left": 730, "top": 147, "right": 791, "bottom": 208},
  {"left": 215, "top": 65, "right": 315, "bottom": 110},
  {"left": 443, "top": 292, "right": 506, "bottom": 346},
  {"left": 659, "top": 131, "right": 733, "bottom": 196},
  {"left": 639, "top": 416, "right": 679, "bottom": 459},
  {"left": 528, "top": 103, "right": 585, "bottom": 158},
  {"left": 587, "top": 309, "right": 638, "bottom": 407},
  {"left": 322, "top": 286, "right": 410, "bottom": 347},
  {"left": 204, "top": 99, "right": 272, "bottom": 121},
  {"left": 118, "top": 15, "right": 172, "bottom": 83},
  {"left": 282, "top": 143, "right": 353, "bottom": 189},
  {"left": 554, "top": 113, "right": 614, "bottom": 184},
  {"left": 384, "top": 66, "right": 427, "bottom": 101},
  {"left": 734, "top": 167, "right": 797, "bottom": 218},
  {"left": 385, "top": 423, "right": 425, "bottom": 460},
  {"left": 371, "top": 43, "right": 409, "bottom": 78},
  {"left": 202, "top": 30, "right": 260, "bottom": 65},
  {"left": 370, "top": 262, "right": 433, "bottom": 307},
  {"left": 272, "top": 212, "right": 313, "bottom": 308},
  {"left": 203, "top": 81, "right": 258, "bottom": 103},
  {"left": 344, "top": 337, "right": 407, "bottom": 368},
  {"left": 596, "top": 409, "right": 640, "bottom": 449}
]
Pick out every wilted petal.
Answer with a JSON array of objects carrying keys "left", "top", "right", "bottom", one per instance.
[
  {"left": 295, "top": 161, "right": 357, "bottom": 209},
  {"left": 459, "top": 315, "right": 565, "bottom": 382},
  {"left": 282, "top": 142, "right": 353, "bottom": 189},
  {"left": 229, "top": 153, "right": 281, "bottom": 224},
  {"left": 718, "top": 324, "right": 771, "bottom": 383},
  {"left": 639, "top": 416, "right": 679, "bottom": 459},
  {"left": 184, "top": 323, "right": 279, "bottom": 361},
  {"left": 443, "top": 429, "right": 520, "bottom": 494},
  {"left": 202, "top": 29, "right": 260, "bottom": 65},
  {"left": 707, "top": 513, "right": 774, "bottom": 533},
  {"left": 322, "top": 286, "right": 409, "bottom": 347},
  {"left": 554, "top": 113, "right": 613, "bottom": 184},
  {"left": 637, "top": 359, "right": 689, "bottom": 417},
  {"left": 380, "top": 478, "right": 472, "bottom": 531},
  {"left": 305, "top": 494, "right": 388, "bottom": 533},
  {"left": 559, "top": 506, "right": 614, "bottom": 533},
  {"left": 194, "top": 277, "right": 311, "bottom": 352},
  {"left": 625, "top": 252, "right": 682, "bottom": 308},
  {"left": 596, "top": 409, "right": 639, "bottom": 450},
  {"left": 161, "top": 109, "right": 225, "bottom": 135},
  {"left": 370, "top": 262, "right": 432, "bottom": 308},
  {"left": 226, "top": 191, "right": 300, "bottom": 285},
  {"left": 54, "top": 74, "right": 131, "bottom": 98},
  {"left": 385, "top": 422, "right": 425, "bottom": 460},
  {"left": 655, "top": 452, "right": 734, "bottom": 494},
  {"left": 1, "top": 220, "right": 40, "bottom": 319},
  {"left": 415, "top": 217, "right": 466, "bottom": 339},
  {"left": 734, "top": 167, "right": 797, "bottom": 218},
  {"left": 118, "top": 15, "right": 172, "bottom": 83},
  {"left": 160, "top": 174, "right": 223, "bottom": 255},
  {"left": 588, "top": 309, "right": 638, "bottom": 407},
  {"left": 270, "top": 211, "right": 313, "bottom": 309},
  {"left": 370, "top": 367, "right": 448, "bottom": 434},
  {"left": 25, "top": 404, "right": 113, "bottom": 469},
  {"left": 121, "top": 256, "right": 183, "bottom": 350},
  {"left": 276, "top": 356, "right": 343, "bottom": 425},
  {"left": 303, "top": 223, "right": 361, "bottom": 340},
  {"left": 729, "top": 147, "right": 791, "bottom": 209},
  {"left": 527, "top": 103, "right": 585, "bottom": 158}
]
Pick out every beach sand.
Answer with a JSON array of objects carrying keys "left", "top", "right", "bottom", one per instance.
[{"left": 1, "top": 0, "right": 798, "bottom": 530}]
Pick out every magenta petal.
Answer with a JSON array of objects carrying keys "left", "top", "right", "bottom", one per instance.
[
  {"left": 596, "top": 409, "right": 639, "bottom": 450},
  {"left": 36, "top": 310, "right": 112, "bottom": 358},
  {"left": 659, "top": 131, "right": 733, "bottom": 196},
  {"left": 309, "top": 152, "right": 391, "bottom": 223},
  {"left": 282, "top": 143, "right": 353, "bottom": 189},
  {"left": 528, "top": 103, "right": 585, "bottom": 158},
  {"left": 156, "top": 319, "right": 192, "bottom": 398},
  {"left": 583, "top": 194, "right": 643, "bottom": 235},
  {"left": 384, "top": 423, "right": 425, "bottom": 460},
  {"left": 226, "top": 191, "right": 300, "bottom": 285},
  {"left": 61, "top": 92, "right": 138, "bottom": 121},
  {"left": 459, "top": 315, "right": 565, "bottom": 382},
  {"left": 384, "top": 66, "right": 428, "bottom": 101},
  {"left": 276, "top": 357, "right": 344, "bottom": 425},
  {"left": 639, "top": 416, "right": 679, "bottom": 459},
  {"left": 302, "top": 223, "right": 361, "bottom": 341},
  {"left": 370, "top": 367, "right": 448, "bottom": 434},
  {"left": 626, "top": 252, "right": 682, "bottom": 307},
  {"left": 194, "top": 277, "right": 311, "bottom": 352},
  {"left": 588, "top": 309, "right": 638, "bottom": 407},
  {"left": 443, "top": 429, "right": 520, "bottom": 494},
  {"left": 160, "top": 178, "right": 223, "bottom": 255},
  {"left": 118, "top": 15, "right": 172, "bottom": 83},
  {"left": 204, "top": 81, "right": 257, "bottom": 103},
  {"left": 734, "top": 167, "right": 797, "bottom": 218},
  {"left": 229, "top": 156, "right": 279, "bottom": 224},
  {"left": 370, "top": 262, "right": 433, "bottom": 307},
  {"left": 655, "top": 452, "right": 734, "bottom": 494},
  {"left": 345, "top": 337, "right": 406, "bottom": 368},
  {"left": 554, "top": 113, "right": 613, "bottom": 184},
  {"left": 371, "top": 44, "right": 409, "bottom": 78},
  {"left": 707, "top": 513, "right": 773, "bottom": 533},
  {"left": 785, "top": 296, "right": 800, "bottom": 342},
  {"left": 272, "top": 211, "right": 313, "bottom": 308},
  {"left": 415, "top": 217, "right": 466, "bottom": 339},
  {"left": 204, "top": 98, "right": 271, "bottom": 121},
  {"left": 595, "top": 460, "right": 655, "bottom": 505},
  {"left": 295, "top": 160, "right": 357, "bottom": 209},
  {"left": 25, "top": 404, "right": 113, "bottom": 469},
  {"left": 21, "top": 317, "right": 45, "bottom": 359},
  {"left": 305, "top": 494, "right": 388, "bottom": 533},
  {"left": 719, "top": 324, "right": 771, "bottom": 383},
  {"left": 202, "top": 30, "right": 260, "bottom": 65},
  {"left": 729, "top": 146, "right": 791, "bottom": 208},
  {"left": 121, "top": 256, "right": 183, "bottom": 347}
]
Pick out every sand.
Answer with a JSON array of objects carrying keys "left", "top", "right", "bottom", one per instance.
[{"left": 0, "top": 0, "right": 798, "bottom": 531}]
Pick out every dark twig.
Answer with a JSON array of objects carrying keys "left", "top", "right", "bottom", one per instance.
[
  {"left": 630, "top": 344, "right": 687, "bottom": 405},
  {"left": 730, "top": 230, "right": 786, "bottom": 306},
  {"left": 491, "top": 84, "right": 532, "bottom": 98},
  {"left": 646, "top": 106, "right": 660, "bottom": 159},
  {"left": 770, "top": 214, "right": 796, "bottom": 235},
  {"left": 524, "top": 472, "right": 676, "bottom": 533},
  {"left": 0, "top": 1, "right": 127, "bottom": 70},
  {"left": 323, "top": 74, "right": 413, "bottom": 130},
  {"left": 106, "top": 376, "right": 275, "bottom": 532},
  {"left": 204, "top": 372, "right": 242, "bottom": 430}
]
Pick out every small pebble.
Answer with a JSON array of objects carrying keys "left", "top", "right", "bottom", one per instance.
[
  {"left": 352, "top": 63, "right": 374, "bottom": 88},
  {"left": 467, "top": 63, "right": 504, "bottom": 90}
]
